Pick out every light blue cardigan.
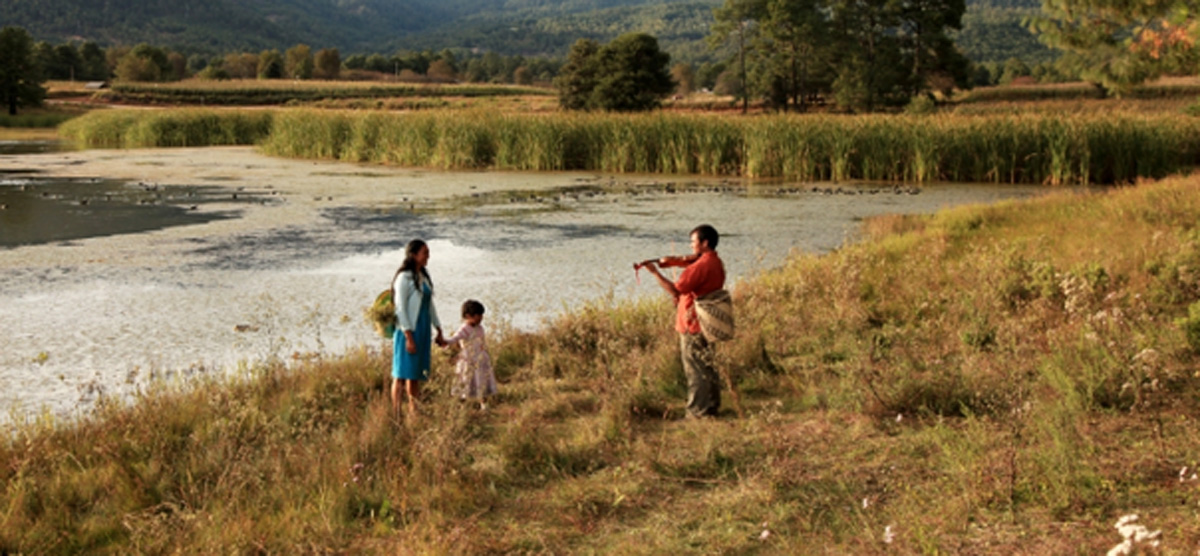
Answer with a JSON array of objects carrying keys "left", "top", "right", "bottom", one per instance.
[{"left": 393, "top": 271, "right": 442, "bottom": 332}]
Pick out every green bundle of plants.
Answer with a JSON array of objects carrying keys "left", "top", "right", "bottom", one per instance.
[{"left": 365, "top": 288, "right": 396, "bottom": 340}]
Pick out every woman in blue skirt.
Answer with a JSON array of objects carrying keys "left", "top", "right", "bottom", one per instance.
[{"left": 392, "top": 239, "right": 445, "bottom": 416}]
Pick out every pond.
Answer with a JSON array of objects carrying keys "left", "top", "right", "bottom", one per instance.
[{"left": 0, "top": 145, "right": 1049, "bottom": 423}]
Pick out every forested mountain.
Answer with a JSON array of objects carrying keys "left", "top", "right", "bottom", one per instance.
[
  {"left": 396, "top": 1, "right": 720, "bottom": 61},
  {"left": 4, "top": 0, "right": 1051, "bottom": 65},
  {"left": 0, "top": 0, "right": 447, "bottom": 52}
]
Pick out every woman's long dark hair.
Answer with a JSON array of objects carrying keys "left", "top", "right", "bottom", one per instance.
[{"left": 395, "top": 239, "right": 432, "bottom": 287}]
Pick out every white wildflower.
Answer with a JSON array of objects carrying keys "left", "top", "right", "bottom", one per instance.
[
  {"left": 1115, "top": 514, "right": 1138, "bottom": 529},
  {"left": 1132, "top": 348, "right": 1160, "bottom": 365},
  {"left": 1108, "top": 514, "right": 1161, "bottom": 556},
  {"left": 862, "top": 497, "right": 870, "bottom": 509},
  {"left": 896, "top": 413, "right": 903, "bottom": 423},
  {"left": 759, "top": 522, "right": 770, "bottom": 541},
  {"left": 883, "top": 525, "right": 895, "bottom": 544}
]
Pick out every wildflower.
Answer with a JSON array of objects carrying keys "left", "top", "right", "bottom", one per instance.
[
  {"left": 896, "top": 413, "right": 903, "bottom": 423},
  {"left": 862, "top": 497, "right": 870, "bottom": 509},
  {"left": 1132, "top": 348, "right": 1160, "bottom": 365},
  {"left": 883, "top": 525, "right": 895, "bottom": 544},
  {"left": 1107, "top": 514, "right": 1161, "bottom": 556},
  {"left": 759, "top": 522, "right": 771, "bottom": 541}
]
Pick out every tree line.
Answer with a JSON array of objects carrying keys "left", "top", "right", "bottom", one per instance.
[
  {"left": 19, "top": 35, "right": 562, "bottom": 87},
  {"left": 700, "top": 0, "right": 974, "bottom": 112}
]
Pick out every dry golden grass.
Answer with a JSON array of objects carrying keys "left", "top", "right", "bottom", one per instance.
[{"left": 4, "top": 171, "right": 1200, "bottom": 553}]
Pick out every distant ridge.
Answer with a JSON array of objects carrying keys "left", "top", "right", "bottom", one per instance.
[{"left": 3, "top": 0, "right": 1048, "bottom": 64}]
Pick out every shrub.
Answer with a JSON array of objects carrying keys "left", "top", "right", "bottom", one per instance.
[
  {"left": 1178, "top": 301, "right": 1200, "bottom": 353},
  {"left": 904, "top": 95, "right": 937, "bottom": 115}
]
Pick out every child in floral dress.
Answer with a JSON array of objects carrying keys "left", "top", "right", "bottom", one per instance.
[{"left": 444, "top": 299, "right": 497, "bottom": 409}]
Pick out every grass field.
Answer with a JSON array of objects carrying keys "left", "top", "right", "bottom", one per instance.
[
  {"left": 96, "top": 79, "right": 553, "bottom": 106},
  {"left": 3, "top": 170, "right": 1199, "bottom": 553}
]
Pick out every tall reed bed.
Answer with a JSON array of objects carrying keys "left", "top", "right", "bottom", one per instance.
[
  {"left": 260, "top": 110, "right": 1200, "bottom": 185},
  {"left": 59, "top": 109, "right": 274, "bottom": 148},
  {"left": 58, "top": 108, "right": 1200, "bottom": 185}
]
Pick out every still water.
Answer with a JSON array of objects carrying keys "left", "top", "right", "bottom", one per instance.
[{"left": 0, "top": 145, "right": 1047, "bottom": 423}]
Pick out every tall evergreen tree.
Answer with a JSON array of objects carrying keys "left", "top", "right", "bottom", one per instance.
[
  {"left": 555, "top": 34, "right": 674, "bottom": 112},
  {"left": 0, "top": 26, "right": 46, "bottom": 115},
  {"left": 1029, "top": 0, "right": 1198, "bottom": 94},
  {"left": 554, "top": 38, "right": 601, "bottom": 110},
  {"left": 757, "top": 0, "right": 830, "bottom": 111},
  {"left": 80, "top": 42, "right": 109, "bottom": 81},
  {"left": 710, "top": 0, "right": 762, "bottom": 113},
  {"left": 591, "top": 33, "right": 675, "bottom": 111},
  {"left": 258, "top": 50, "right": 284, "bottom": 79}
]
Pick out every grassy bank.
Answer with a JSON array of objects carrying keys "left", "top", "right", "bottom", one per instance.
[
  {"left": 0, "top": 106, "right": 89, "bottom": 129},
  {"left": 4, "top": 173, "right": 1200, "bottom": 553},
  {"left": 100, "top": 81, "right": 552, "bottom": 106},
  {"left": 58, "top": 109, "right": 274, "bottom": 148}
]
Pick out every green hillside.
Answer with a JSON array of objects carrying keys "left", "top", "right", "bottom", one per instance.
[
  {"left": 4, "top": 0, "right": 1052, "bottom": 64},
  {"left": 0, "top": 0, "right": 446, "bottom": 52},
  {"left": 394, "top": 0, "right": 721, "bottom": 62},
  {"left": 953, "top": 0, "right": 1056, "bottom": 64}
]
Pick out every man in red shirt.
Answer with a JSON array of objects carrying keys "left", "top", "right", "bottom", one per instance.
[{"left": 638, "top": 224, "right": 726, "bottom": 418}]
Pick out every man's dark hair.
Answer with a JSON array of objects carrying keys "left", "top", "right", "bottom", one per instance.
[
  {"left": 462, "top": 299, "right": 486, "bottom": 318},
  {"left": 692, "top": 224, "right": 719, "bottom": 249}
]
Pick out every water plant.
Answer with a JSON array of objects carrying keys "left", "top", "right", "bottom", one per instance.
[
  {"left": 59, "top": 109, "right": 273, "bottom": 148},
  {"left": 61, "top": 108, "right": 1200, "bottom": 185}
]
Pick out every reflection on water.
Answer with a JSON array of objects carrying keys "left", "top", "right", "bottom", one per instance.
[
  {"left": 0, "top": 140, "right": 69, "bottom": 156},
  {"left": 0, "top": 146, "right": 1050, "bottom": 423},
  {"left": 0, "top": 177, "right": 265, "bottom": 247}
]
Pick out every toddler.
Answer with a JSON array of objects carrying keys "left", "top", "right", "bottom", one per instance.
[{"left": 444, "top": 299, "right": 497, "bottom": 409}]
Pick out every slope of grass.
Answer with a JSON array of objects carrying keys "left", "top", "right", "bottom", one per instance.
[{"left": 4, "top": 172, "right": 1200, "bottom": 553}]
